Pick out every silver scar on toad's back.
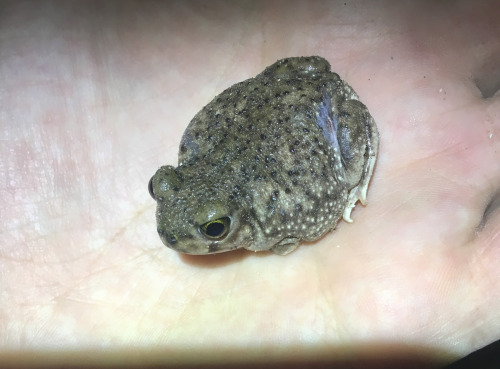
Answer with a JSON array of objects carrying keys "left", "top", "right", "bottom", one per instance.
[{"left": 149, "top": 56, "right": 379, "bottom": 255}]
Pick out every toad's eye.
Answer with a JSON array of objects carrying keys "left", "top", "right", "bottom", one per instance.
[
  {"left": 200, "top": 217, "right": 231, "bottom": 240},
  {"left": 148, "top": 177, "right": 156, "bottom": 199}
]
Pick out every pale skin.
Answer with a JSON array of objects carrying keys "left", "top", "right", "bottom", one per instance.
[{"left": 1, "top": 1, "right": 499, "bottom": 367}]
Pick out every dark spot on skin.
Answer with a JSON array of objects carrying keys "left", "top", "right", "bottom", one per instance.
[{"left": 285, "top": 188, "right": 292, "bottom": 194}]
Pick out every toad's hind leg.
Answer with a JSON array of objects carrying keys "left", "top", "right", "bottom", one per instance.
[{"left": 337, "top": 99, "right": 379, "bottom": 223}]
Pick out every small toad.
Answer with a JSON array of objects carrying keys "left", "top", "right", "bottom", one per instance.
[{"left": 149, "top": 56, "right": 379, "bottom": 255}]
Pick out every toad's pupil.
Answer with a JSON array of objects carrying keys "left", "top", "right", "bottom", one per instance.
[{"left": 204, "top": 222, "right": 225, "bottom": 238}]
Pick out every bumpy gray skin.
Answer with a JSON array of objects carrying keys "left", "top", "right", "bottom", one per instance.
[{"left": 149, "top": 56, "right": 378, "bottom": 255}]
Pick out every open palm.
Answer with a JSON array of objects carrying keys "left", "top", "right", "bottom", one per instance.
[{"left": 2, "top": 1, "right": 499, "bottom": 367}]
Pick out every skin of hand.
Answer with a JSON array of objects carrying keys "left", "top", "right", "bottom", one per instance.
[{"left": 1, "top": 1, "right": 499, "bottom": 367}]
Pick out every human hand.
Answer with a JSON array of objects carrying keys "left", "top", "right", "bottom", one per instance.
[{"left": 1, "top": 1, "right": 499, "bottom": 367}]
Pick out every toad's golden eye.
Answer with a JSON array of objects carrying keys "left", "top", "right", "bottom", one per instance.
[{"left": 199, "top": 217, "right": 231, "bottom": 240}]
